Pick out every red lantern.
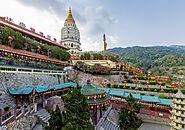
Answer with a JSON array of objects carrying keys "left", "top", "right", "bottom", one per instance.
[
  {"left": 144, "top": 75, "right": 147, "bottom": 80},
  {"left": 158, "top": 81, "right": 162, "bottom": 85},
  {"left": 158, "top": 81, "right": 162, "bottom": 90},
  {"left": 104, "top": 79, "right": 107, "bottom": 83},
  {"left": 148, "top": 71, "right": 152, "bottom": 76},
  {"left": 172, "top": 83, "right": 177, "bottom": 88},
  {"left": 7, "top": 36, "right": 13, "bottom": 41},
  {"left": 113, "top": 80, "right": 117, "bottom": 84},
  {"left": 146, "top": 81, "right": 150, "bottom": 85}
]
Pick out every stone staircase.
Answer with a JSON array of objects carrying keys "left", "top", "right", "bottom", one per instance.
[
  {"left": 36, "top": 109, "right": 50, "bottom": 126},
  {"left": 100, "top": 118, "right": 120, "bottom": 130}
]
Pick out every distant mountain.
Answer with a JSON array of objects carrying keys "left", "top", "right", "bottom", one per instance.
[
  {"left": 107, "top": 45, "right": 185, "bottom": 82},
  {"left": 106, "top": 45, "right": 185, "bottom": 56}
]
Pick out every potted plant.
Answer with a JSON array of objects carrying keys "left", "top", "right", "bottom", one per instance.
[{"left": 4, "top": 106, "right": 10, "bottom": 112}]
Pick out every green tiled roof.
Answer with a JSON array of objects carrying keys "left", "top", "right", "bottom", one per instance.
[
  {"left": 109, "top": 89, "right": 124, "bottom": 97},
  {"left": 98, "top": 87, "right": 110, "bottom": 93},
  {"left": 87, "top": 94, "right": 110, "bottom": 104},
  {"left": 131, "top": 93, "right": 141, "bottom": 99},
  {"left": 8, "top": 82, "right": 77, "bottom": 95},
  {"left": 7, "top": 86, "right": 33, "bottom": 95},
  {"left": 141, "top": 95, "right": 160, "bottom": 103},
  {"left": 81, "top": 85, "right": 105, "bottom": 95},
  {"left": 7, "top": 83, "right": 172, "bottom": 106},
  {"left": 159, "top": 98, "right": 173, "bottom": 105},
  {"left": 124, "top": 92, "right": 130, "bottom": 97},
  {"left": 35, "top": 86, "right": 49, "bottom": 93}
]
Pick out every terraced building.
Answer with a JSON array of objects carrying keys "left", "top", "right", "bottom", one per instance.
[{"left": 170, "top": 90, "right": 185, "bottom": 130}]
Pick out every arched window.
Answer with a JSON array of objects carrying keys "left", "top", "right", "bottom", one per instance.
[{"left": 71, "top": 43, "right": 73, "bottom": 47}]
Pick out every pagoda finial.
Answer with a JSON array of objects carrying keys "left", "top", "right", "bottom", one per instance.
[
  {"left": 69, "top": 7, "right": 72, "bottom": 14},
  {"left": 65, "top": 7, "right": 75, "bottom": 23}
]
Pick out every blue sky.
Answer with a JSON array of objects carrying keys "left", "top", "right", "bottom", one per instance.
[{"left": 0, "top": 0, "right": 185, "bottom": 51}]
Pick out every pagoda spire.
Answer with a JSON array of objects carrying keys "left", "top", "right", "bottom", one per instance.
[{"left": 65, "top": 7, "right": 75, "bottom": 23}]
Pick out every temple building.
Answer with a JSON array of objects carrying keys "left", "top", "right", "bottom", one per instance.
[
  {"left": 170, "top": 90, "right": 185, "bottom": 130},
  {"left": 61, "top": 7, "right": 81, "bottom": 59}
]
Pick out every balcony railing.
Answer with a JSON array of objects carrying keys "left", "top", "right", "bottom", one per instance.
[{"left": 0, "top": 104, "right": 35, "bottom": 126}]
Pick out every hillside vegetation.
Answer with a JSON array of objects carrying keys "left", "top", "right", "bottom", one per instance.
[{"left": 106, "top": 45, "right": 185, "bottom": 86}]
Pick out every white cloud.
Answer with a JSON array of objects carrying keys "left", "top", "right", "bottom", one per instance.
[{"left": 0, "top": 1, "right": 118, "bottom": 51}]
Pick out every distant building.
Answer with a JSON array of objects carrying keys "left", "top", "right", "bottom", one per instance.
[
  {"left": 61, "top": 7, "right": 81, "bottom": 59},
  {"left": 170, "top": 90, "right": 185, "bottom": 130}
]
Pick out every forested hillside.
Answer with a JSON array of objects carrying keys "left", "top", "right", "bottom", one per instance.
[{"left": 106, "top": 45, "right": 185, "bottom": 86}]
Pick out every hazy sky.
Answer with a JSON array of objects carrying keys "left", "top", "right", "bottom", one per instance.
[{"left": 0, "top": 0, "right": 185, "bottom": 51}]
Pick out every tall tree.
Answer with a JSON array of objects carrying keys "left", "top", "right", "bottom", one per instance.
[
  {"left": 46, "top": 105, "right": 63, "bottom": 130},
  {"left": 62, "top": 88, "right": 94, "bottom": 130},
  {"left": 119, "top": 94, "right": 142, "bottom": 130}
]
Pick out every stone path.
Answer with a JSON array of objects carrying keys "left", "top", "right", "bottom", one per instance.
[
  {"left": 138, "top": 122, "right": 170, "bottom": 130},
  {"left": 33, "top": 124, "right": 43, "bottom": 130},
  {"left": 36, "top": 109, "right": 50, "bottom": 125},
  {"left": 100, "top": 118, "right": 120, "bottom": 130}
]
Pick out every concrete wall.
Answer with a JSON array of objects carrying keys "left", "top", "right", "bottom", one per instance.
[{"left": 0, "top": 72, "right": 64, "bottom": 91}]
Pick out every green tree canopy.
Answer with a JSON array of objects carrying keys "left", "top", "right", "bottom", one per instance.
[
  {"left": 62, "top": 88, "right": 94, "bottom": 130},
  {"left": 46, "top": 105, "right": 63, "bottom": 130},
  {"left": 119, "top": 94, "right": 142, "bottom": 130}
]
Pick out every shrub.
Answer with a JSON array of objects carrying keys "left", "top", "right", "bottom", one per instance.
[
  {"left": 181, "top": 88, "right": 185, "bottom": 94},
  {"left": 143, "top": 87, "right": 148, "bottom": 91},
  {"left": 140, "top": 81, "right": 146, "bottom": 85},
  {"left": 159, "top": 94, "right": 171, "bottom": 99},
  {"left": 138, "top": 87, "right": 142, "bottom": 91},
  {"left": 131, "top": 86, "right": 136, "bottom": 90},
  {"left": 127, "top": 80, "right": 133, "bottom": 83},
  {"left": 163, "top": 88, "right": 172, "bottom": 93},
  {"left": 172, "top": 88, "right": 178, "bottom": 93},
  {"left": 161, "top": 82, "right": 166, "bottom": 86},
  {"left": 107, "top": 83, "right": 111, "bottom": 88},
  {"left": 149, "top": 88, "right": 155, "bottom": 91},
  {"left": 113, "top": 84, "right": 119, "bottom": 88},
  {"left": 149, "top": 94, "right": 155, "bottom": 96},
  {"left": 4, "top": 106, "right": 10, "bottom": 111},
  {"left": 166, "top": 84, "right": 174, "bottom": 88},
  {"left": 140, "top": 92, "right": 146, "bottom": 95},
  {"left": 155, "top": 88, "right": 160, "bottom": 92},
  {"left": 138, "top": 76, "right": 144, "bottom": 80},
  {"left": 119, "top": 84, "right": 124, "bottom": 89},
  {"left": 126, "top": 86, "right": 130, "bottom": 89},
  {"left": 149, "top": 80, "right": 157, "bottom": 85}
]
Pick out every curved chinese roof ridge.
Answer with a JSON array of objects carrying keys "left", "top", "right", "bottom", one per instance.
[{"left": 80, "top": 85, "right": 105, "bottom": 96}]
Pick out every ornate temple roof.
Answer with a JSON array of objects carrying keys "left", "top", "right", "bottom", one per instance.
[
  {"left": 7, "top": 82, "right": 173, "bottom": 105},
  {"left": 80, "top": 85, "right": 105, "bottom": 96},
  {"left": 65, "top": 7, "right": 75, "bottom": 23}
]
